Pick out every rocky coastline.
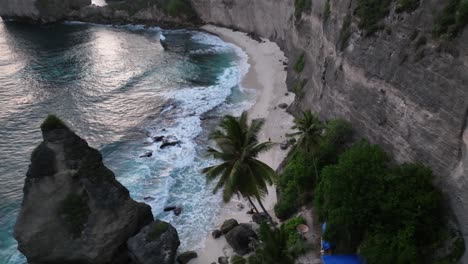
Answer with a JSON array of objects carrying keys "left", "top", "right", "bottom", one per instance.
[{"left": 14, "top": 116, "right": 180, "bottom": 264}]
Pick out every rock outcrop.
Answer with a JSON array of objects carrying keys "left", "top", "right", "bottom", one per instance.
[
  {"left": 127, "top": 220, "right": 180, "bottom": 264},
  {"left": 189, "top": 0, "right": 468, "bottom": 260},
  {"left": 225, "top": 224, "right": 257, "bottom": 255},
  {"left": 13, "top": 116, "right": 172, "bottom": 264},
  {"left": 0, "top": 0, "right": 91, "bottom": 23}
]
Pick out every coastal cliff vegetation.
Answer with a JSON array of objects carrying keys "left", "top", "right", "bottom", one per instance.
[{"left": 275, "top": 111, "right": 464, "bottom": 263}]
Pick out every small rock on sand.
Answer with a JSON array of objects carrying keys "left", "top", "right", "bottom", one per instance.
[{"left": 278, "top": 103, "right": 288, "bottom": 109}]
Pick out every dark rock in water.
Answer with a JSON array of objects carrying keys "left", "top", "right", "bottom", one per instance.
[
  {"left": 278, "top": 103, "right": 288, "bottom": 109},
  {"left": 174, "top": 207, "right": 182, "bottom": 216},
  {"left": 212, "top": 229, "right": 222, "bottom": 239},
  {"left": 280, "top": 140, "right": 289, "bottom": 150},
  {"left": 252, "top": 213, "right": 269, "bottom": 224},
  {"left": 160, "top": 136, "right": 181, "bottom": 149},
  {"left": 140, "top": 150, "right": 153, "bottom": 158},
  {"left": 127, "top": 220, "right": 180, "bottom": 264},
  {"left": 14, "top": 117, "right": 154, "bottom": 264},
  {"left": 225, "top": 224, "right": 257, "bottom": 255},
  {"left": 177, "top": 251, "right": 198, "bottom": 264},
  {"left": 164, "top": 206, "right": 177, "bottom": 212},
  {"left": 153, "top": 135, "right": 165, "bottom": 142},
  {"left": 144, "top": 196, "right": 155, "bottom": 201},
  {"left": 221, "top": 218, "right": 239, "bottom": 234},
  {"left": 218, "top": 256, "right": 229, "bottom": 264}
]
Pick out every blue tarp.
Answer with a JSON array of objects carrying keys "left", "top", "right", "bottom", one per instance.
[{"left": 322, "top": 255, "right": 365, "bottom": 264}]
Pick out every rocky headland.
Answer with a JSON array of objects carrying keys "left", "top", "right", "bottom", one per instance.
[{"left": 14, "top": 116, "right": 180, "bottom": 264}]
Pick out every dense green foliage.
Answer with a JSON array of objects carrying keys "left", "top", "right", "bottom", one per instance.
[
  {"left": 231, "top": 255, "right": 247, "bottom": 264},
  {"left": 433, "top": 0, "right": 468, "bottom": 38},
  {"left": 293, "top": 53, "right": 306, "bottom": 73},
  {"left": 203, "top": 111, "right": 276, "bottom": 217},
  {"left": 163, "top": 0, "right": 195, "bottom": 18},
  {"left": 396, "top": 0, "right": 420, "bottom": 13},
  {"left": 108, "top": 0, "right": 196, "bottom": 18},
  {"left": 295, "top": 0, "right": 312, "bottom": 20},
  {"left": 338, "top": 14, "right": 352, "bottom": 50},
  {"left": 323, "top": 0, "right": 331, "bottom": 21},
  {"left": 283, "top": 216, "right": 308, "bottom": 255},
  {"left": 248, "top": 223, "right": 296, "bottom": 264},
  {"left": 147, "top": 221, "right": 170, "bottom": 241},
  {"left": 315, "top": 141, "right": 445, "bottom": 263},
  {"left": 275, "top": 118, "right": 352, "bottom": 220},
  {"left": 59, "top": 193, "right": 90, "bottom": 237},
  {"left": 355, "top": 0, "right": 392, "bottom": 34},
  {"left": 41, "top": 115, "right": 68, "bottom": 132}
]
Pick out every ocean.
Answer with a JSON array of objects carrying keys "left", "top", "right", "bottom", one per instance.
[{"left": 0, "top": 20, "right": 253, "bottom": 263}]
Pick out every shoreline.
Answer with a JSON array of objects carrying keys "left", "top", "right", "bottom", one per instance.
[{"left": 191, "top": 25, "right": 295, "bottom": 264}]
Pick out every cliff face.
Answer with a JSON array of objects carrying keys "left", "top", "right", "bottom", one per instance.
[
  {"left": 0, "top": 0, "right": 91, "bottom": 23},
  {"left": 14, "top": 119, "right": 155, "bottom": 264},
  {"left": 190, "top": 0, "right": 468, "bottom": 259}
]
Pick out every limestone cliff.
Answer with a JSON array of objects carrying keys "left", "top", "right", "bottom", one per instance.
[
  {"left": 14, "top": 116, "right": 157, "bottom": 264},
  {"left": 190, "top": 0, "right": 468, "bottom": 261}
]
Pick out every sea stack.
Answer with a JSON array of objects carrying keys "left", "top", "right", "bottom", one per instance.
[{"left": 14, "top": 115, "right": 178, "bottom": 264}]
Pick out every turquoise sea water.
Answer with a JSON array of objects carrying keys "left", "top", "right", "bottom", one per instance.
[{"left": 0, "top": 20, "right": 252, "bottom": 263}]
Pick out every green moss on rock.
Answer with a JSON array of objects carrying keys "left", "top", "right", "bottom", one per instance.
[
  {"left": 59, "top": 193, "right": 90, "bottom": 237},
  {"left": 293, "top": 53, "right": 306, "bottom": 73},
  {"left": 146, "top": 221, "right": 170, "bottom": 241},
  {"left": 41, "top": 115, "right": 68, "bottom": 133}
]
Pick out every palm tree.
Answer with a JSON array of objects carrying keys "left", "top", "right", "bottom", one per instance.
[
  {"left": 249, "top": 223, "right": 296, "bottom": 264},
  {"left": 288, "top": 110, "right": 323, "bottom": 179},
  {"left": 202, "top": 111, "right": 276, "bottom": 219}
]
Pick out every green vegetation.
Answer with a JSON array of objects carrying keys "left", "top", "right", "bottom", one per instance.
[
  {"left": 338, "top": 14, "right": 352, "bottom": 50},
  {"left": 355, "top": 0, "right": 392, "bottom": 35},
  {"left": 40, "top": 115, "right": 68, "bottom": 133},
  {"left": 283, "top": 216, "right": 308, "bottom": 255},
  {"left": 323, "top": 0, "right": 331, "bottom": 21},
  {"left": 231, "top": 255, "right": 247, "bottom": 264},
  {"left": 108, "top": 0, "right": 196, "bottom": 19},
  {"left": 433, "top": 0, "right": 468, "bottom": 38},
  {"left": 59, "top": 193, "right": 90, "bottom": 237},
  {"left": 292, "top": 79, "right": 308, "bottom": 99},
  {"left": 163, "top": 0, "right": 195, "bottom": 18},
  {"left": 146, "top": 221, "right": 170, "bottom": 241},
  {"left": 295, "top": 0, "right": 312, "bottom": 20},
  {"left": 248, "top": 223, "right": 296, "bottom": 264},
  {"left": 202, "top": 111, "right": 276, "bottom": 220},
  {"left": 396, "top": 0, "right": 420, "bottom": 13},
  {"left": 315, "top": 141, "right": 446, "bottom": 262},
  {"left": 275, "top": 117, "right": 352, "bottom": 220},
  {"left": 293, "top": 53, "right": 306, "bottom": 73}
]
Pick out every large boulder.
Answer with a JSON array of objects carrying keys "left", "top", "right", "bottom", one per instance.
[
  {"left": 127, "top": 220, "right": 180, "bottom": 264},
  {"left": 220, "top": 218, "right": 239, "bottom": 234},
  {"left": 14, "top": 116, "right": 154, "bottom": 264},
  {"left": 177, "top": 251, "right": 198, "bottom": 264},
  {"left": 225, "top": 224, "right": 258, "bottom": 255}
]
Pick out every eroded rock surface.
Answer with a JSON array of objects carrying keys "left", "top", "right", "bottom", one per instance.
[{"left": 14, "top": 119, "right": 154, "bottom": 264}]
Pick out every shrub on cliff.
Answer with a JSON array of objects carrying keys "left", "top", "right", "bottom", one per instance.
[
  {"left": 59, "top": 193, "right": 90, "bottom": 237},
  {"left": 355, "top": 0, "right": 392, "bottom": 35},
  {"left": 41, "top": 115, "right": 68, "bottom": 132},
  {"left": 146, "top": 221, "right": 170, "bottom": 241},
  {"left": 315, "top": 141, "right": 445, "bottom": 262},
  {"left": 433, "top": 0, "right": 468, "bottom": 38},
  {"left": 293, "top": 53, "right": 306, "bottom": 73},
  {"left": 294, "top": 0, "right": 311, "bottom": 20}
]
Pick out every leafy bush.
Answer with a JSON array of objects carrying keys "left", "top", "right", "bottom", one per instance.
[
  {"left": 41, "top": 115, "right": 68, "bottom": 132},
  {"left": 292, "top": 79, "right": 308, "bottom": 99},
  {"left": 283, "top": 216, "right": 307, "bottom": 255},
  {"left": 338, "top": 14, "right": 352, "bottom": 50},
  {"left": 355, "top": 0, "right": 392, "bottom": 35},
  {"left": 295, "top": 0, "right": 312, "bottom": 20},
  {"left": 315, "top": 141, "right": 446, "bottom": 262},
  {"left": 164, "top": 0, "right": 195, "bottom": 18},
  {"left": 249, "top": 223, "right": 296, "bottom": 264},
  {"left": 293, "top": 53, "right": 306, "bottom": 73},
  {"left": 231, "top": 255, "right": 247, "bottom": 264},
  {"left": 147, "top": 221, "right": 170, "bottom": 241},
  {"left": 59, "top": 193, "right": 90, "bottom": 237},
  {"left": 324, "top": 0, "right": 331, "bottom": 21},
  {"left": 433, "top": 0, "right": 468, "bottom": 38},
  {"left": 396, "top": 0, "right": 420, "bottom": 13}
]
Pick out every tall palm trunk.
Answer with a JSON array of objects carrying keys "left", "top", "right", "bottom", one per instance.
[
  {"left": 256, "top": 196, "right": 274, "bottom": 224},
  {"left": 247, "top": 197, "right": 259, "bottom": 213}
]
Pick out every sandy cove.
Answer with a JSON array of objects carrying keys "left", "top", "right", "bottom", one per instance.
[{"left": 189, "top": 25, "right": 296, "bottom": 264}]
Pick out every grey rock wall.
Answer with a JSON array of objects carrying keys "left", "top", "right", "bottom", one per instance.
[{"left": 190, "top": 0, "right": 468, "bottom": 261}]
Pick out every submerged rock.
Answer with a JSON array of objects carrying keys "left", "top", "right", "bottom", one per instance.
[
  {"left": 14, "top": 115, "right": 154, "bottom": 264},
  {"left": 127, "top": 220, "right": 180, "bottom": 264},
  {"left": 174, "top": 207, "right": 183, "bottom": 216},
  {"left": 160, "top": 135, "right": 181, "bottom": 149}
]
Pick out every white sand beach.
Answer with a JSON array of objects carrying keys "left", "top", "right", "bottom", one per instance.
[{"left": 190, "top": 25, "right": 296, "bottom": 264}]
